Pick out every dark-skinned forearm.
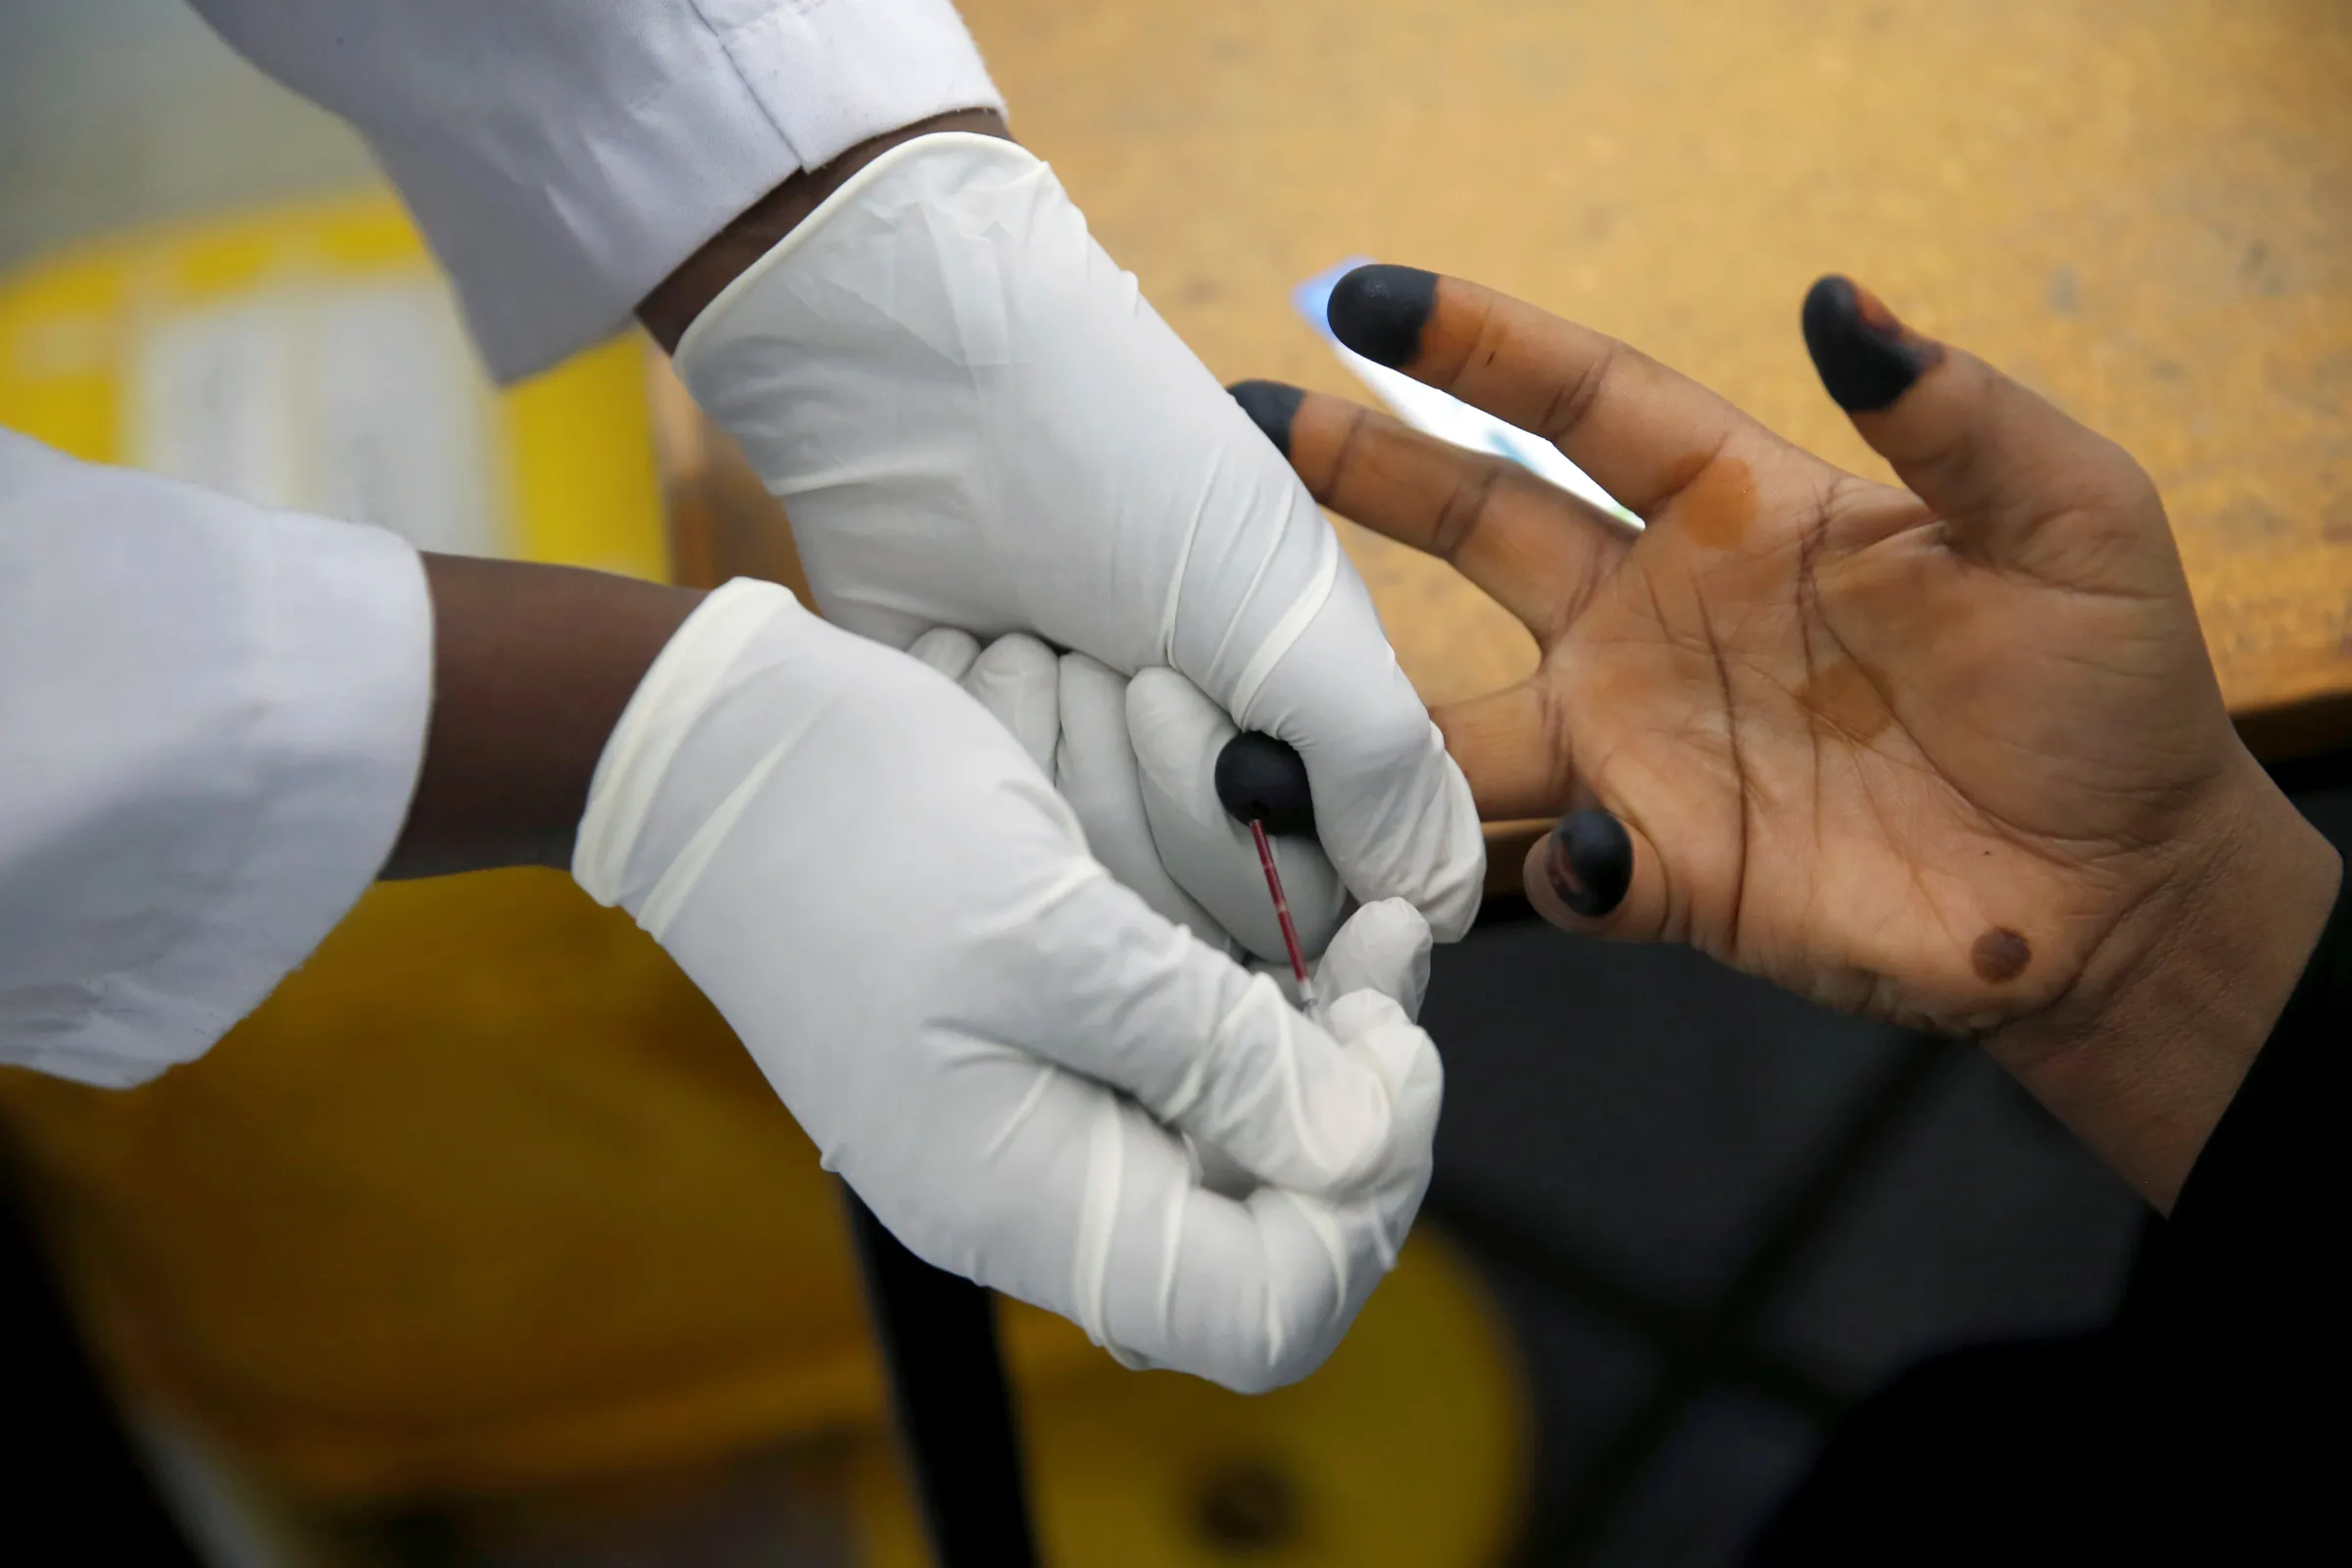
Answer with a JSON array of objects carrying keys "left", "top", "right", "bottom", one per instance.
[{"left": 382, "top": 556, "right": 702, "bottom": 879}]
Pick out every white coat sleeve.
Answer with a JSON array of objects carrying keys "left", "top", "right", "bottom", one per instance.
[
  {"left": 185, "top": 0, "right": 1004, "bottom": 383},
  {"left": 0, "top": 431, "right": 431, "bottom": 1088}
]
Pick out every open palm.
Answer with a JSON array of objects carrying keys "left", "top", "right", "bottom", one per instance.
[{"left": 1242, "top": 270, "right": 2262, "bottom": 1041}]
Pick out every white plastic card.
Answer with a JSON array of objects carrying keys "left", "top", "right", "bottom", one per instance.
[{"left": 1293, "top": 258, "right": 1642, "bottom": 529}]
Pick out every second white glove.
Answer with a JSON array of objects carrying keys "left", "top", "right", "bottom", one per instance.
[{"left": 574, "top": 580, "right": 1441, "bottom": 1392}]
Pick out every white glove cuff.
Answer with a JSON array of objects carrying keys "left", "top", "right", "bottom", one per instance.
[
  {"left": 572, "top": 577, "right": 800, "bottom": 909},
  {"left": 672, "top": 133, "right": 993, "bottom": 370},
  {"left": 672, "top": 133, "right": 1347, "bottom": 713}
]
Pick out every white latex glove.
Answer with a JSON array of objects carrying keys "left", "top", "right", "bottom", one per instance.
[
  {"left": 672, "top": 131, "right": 1485, "bottom": 943},
  {"left": 909, "top": 628, "right": 1420, "bottom": 1200},
  {"left": 574, "top": 580, "right": 1442, "bottom": 1392},
  {"left": 906, "top": 628, "right": 1348, "bottom": 966}
]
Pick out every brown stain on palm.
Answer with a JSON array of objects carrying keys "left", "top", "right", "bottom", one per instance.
[
  {"left": 1673, "top": 457, "right": 1758, "bottom": 549},
  {"left": 1797, "top": 659, "right": 1891, "bottom": 741},
  {"left": 1971, "top": 927, "right": 2032, "bottom": 983}
]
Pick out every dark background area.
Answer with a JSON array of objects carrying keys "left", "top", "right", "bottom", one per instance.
[
  {"left": 1422, "top": 755, "right": 2352, "bottom": 1564},
  {"left": 9, "top": 757, "right": 2349, "bottom": 1565}
]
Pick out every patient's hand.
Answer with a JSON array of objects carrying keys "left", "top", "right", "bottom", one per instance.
[{"left": 1230, "top": 267, "right": 2338, "bottom": 1207}]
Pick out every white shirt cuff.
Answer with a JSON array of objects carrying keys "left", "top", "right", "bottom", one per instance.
[
  {"left": 192, "top": 0, "right": 1004, "bottom": 381},
  {"left": 0, "top": 438, "right": 431, "bottom": 1086}
]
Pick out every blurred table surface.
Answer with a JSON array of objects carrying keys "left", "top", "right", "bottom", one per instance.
[{"left": 943, "top": 0, "right": 2352, "bottom": 766}]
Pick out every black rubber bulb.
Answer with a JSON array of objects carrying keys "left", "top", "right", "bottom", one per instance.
[{"left": 1214, "top": 732, "right": 1316, "bottom": 837}]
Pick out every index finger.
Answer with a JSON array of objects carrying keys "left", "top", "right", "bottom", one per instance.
[
  {"left": 905, "top": 1070, "right": 1411, "bottom": 1393},
  {"left": 1326, "top": 266, "right": 1774, "bottom": 520},
  {"left": 961, "top": 864, "right": 1405, "bottom": 1198}
]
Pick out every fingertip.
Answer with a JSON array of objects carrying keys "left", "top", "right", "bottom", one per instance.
[
  {"left": 1800, "top": 274, "right": 1946, "bottom": 415},
  {"left": 960, "top": 632, "right": 1061, "bottom": 774},
  {"left": 1539, "top": 808, "right": 1634, "bottom": 920},
  {"left": 1321, "top": 745, "right": 1485, "bottom": 947},
  {"left": 1227, "top": 378, "right": 1304, "bottom": 458},
  {"left": 1318, "top": 898, "right": 1434, "bottom": 1019},
  {"left": 1250, "top": 985, "right": 1408, "bottom": 1194},
  {"left": 905, "top": 625, "right": 979, "bottom": 682},
  {"left": 1801, "top": 280, "right": 2160, "bottom": 571},
  {"left": 963, "top": 629, "right": 1058, "bottom": 678},
  {"left": 1327, "top": 264, "right": 1439, "bottom": 369},
  {"left": 1126, "top": 663, "right": 1226, "bottom": 722},
  {"left": 1125, "top": 667, "right": 1236, "bottom": 790}
]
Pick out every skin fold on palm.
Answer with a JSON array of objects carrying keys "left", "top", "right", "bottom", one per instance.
[{"left": 1230, "top": 267, "right": 2339, "bottom": 1208}]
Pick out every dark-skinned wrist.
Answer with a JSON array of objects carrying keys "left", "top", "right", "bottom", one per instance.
[
  {"left": 637, "top": 108, "right": 1013, "bottom": 353},
  {"left": 383, "top": 556, "right": 702, "bottom": 879},
  {"left": 1986, "top": 758, "right": 2341, "bottom": 1211}
]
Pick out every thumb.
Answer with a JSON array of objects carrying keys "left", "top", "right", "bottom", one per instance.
[
  {"left": 1520, "top": 807, "right": 1674, "bottom": 946},
  {"left": 1316, "top": 898, "right": 1434, "bottom": 1021},
  {"left": 1800, "top": 275, "right": 2168, "bottom": 586},
  {"left": 955, "top": 632, "right": 1061, "bottom": 775},
  {"left": 1127, "top": 667, "right": 1349, "bottom": 962},
  {"left": 1052, "top": 652, "right": 1237, "bottom": 950},
  {"left": 1316, "top": 902, "right": 1443, "bottom": 1152}
]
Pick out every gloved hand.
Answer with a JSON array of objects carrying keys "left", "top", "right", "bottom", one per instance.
[
  {"left": 906, "top": 627, "right": 1349, "bottom": 967},
  {"left": 671, "top": 131, "right": 1484, "bottom": 943},
  {"left": 573, "top": 579, "right": 1442, "bottom": 1391}
]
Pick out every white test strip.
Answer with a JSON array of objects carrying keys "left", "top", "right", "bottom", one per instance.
[{"left": 1292, "top": 258, "right": 1643, "bottom": 529}]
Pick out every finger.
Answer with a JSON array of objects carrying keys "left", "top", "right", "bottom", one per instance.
[
  {"left": 1315, "top": 898, "right": 1433, "bottom": 1021},
  {"left": 1094, "top": 966, "right": 1439, "bottom": 1388},
  {"left": 906, "top": 625, "right": 979, "bottom": 682},
  {"left": 958, "top": 632, "right": 1060, "bottom": 774},
  {"left": 1229, "top": 379, "right": 1632, "bottom": 642},
  {"left": 1127, "top": 668, "right": 1348, "bottom": 961},
  {"left": 1431, "top": 680, "right": 1581, "bottom": 821},
  {"left": 900, "top": 1065, "right": 1431, "bottom": 1392},
  {"left": 975, "top": 864, "right": 1410, "bottom": 1197},
  {"left": 1084, "top": 1096, "right": 1425, "bottom": 1392},
  {"left": 1054, "top": 652, "right": 1236, "bottom": 952},
  {"left": 1237, "top": 568, "right": 1489, "bottom": 940},
  {"left": 1185, "top": 373, "right": 1488, "bottom": 940},
  {"left": 1520, "top": 808, "right": 1673, "bottom": 945},
  {"left": 1326, "top": 265, "right": 1769, "bottom": 520},
  {"left": 1140, "top": 982, "right": 1438, "bottom": 1392},
  {"left": 1186, "top": 1132, "right": 1259, "bottom": 1200},
  {"left": 1801, "top": 275, "right": 2164, "bottom": 578}
]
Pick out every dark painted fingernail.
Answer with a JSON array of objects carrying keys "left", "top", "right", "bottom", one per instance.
[
  {"left": 1327, "top": 264, "right": 1438, "bottom": 368},
  {"left": 1545, "top": 809, "right": 1633, "bottom": 918},
  {"left": 1801, "top": 275, "right": 1946, "bottom": 413},
  {"left": 1227, "top": 379, "right": 1304, "bottom": 459}
]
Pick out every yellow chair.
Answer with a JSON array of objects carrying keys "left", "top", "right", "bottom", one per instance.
[{"left": 0, "top": 194, "right": 1526, "bottom": 1565}]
